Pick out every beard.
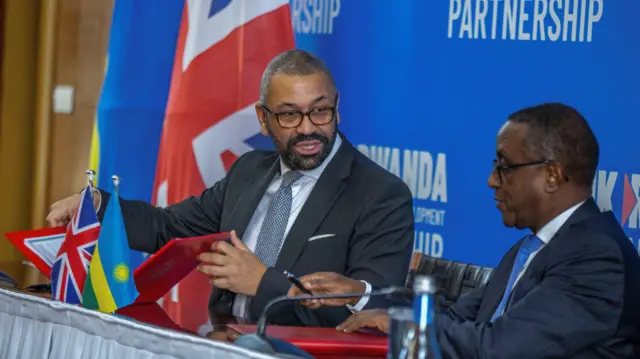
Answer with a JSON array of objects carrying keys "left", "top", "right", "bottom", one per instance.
[
  {"left": 268, "top": 127, "right": 337, "bottom": 170},
  {"left": 285, "top": 133, "right": 335, "bottom": 170}
]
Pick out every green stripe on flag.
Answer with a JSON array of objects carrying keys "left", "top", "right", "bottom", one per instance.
[
  {"left": 82, "top": 272, "right": 98, "bottom": 310},
  {"left": 88, "top": 246, "right": 118, "bottom": 313}
]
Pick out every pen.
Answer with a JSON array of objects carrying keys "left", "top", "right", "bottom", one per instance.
[{"left": 284, "top": 270, "right": 313, "bottom": 295}]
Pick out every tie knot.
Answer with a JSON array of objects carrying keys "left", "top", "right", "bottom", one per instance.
[
  {"left": 520, "top": 234, "right": 544, "bottom": 255},
  {"left": 280, "top": 171, "right": 302, "bottom": 188}
]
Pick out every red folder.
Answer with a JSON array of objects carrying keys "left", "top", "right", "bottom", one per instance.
[
  {"left": 133, "top": 232, "right": 230, "bottom": 303},
  {"left": 115, "top": 233, "right": 229, "bottom": 333},
  {"left": 228, "top": 324, "right": 388, "bottom": 357}
]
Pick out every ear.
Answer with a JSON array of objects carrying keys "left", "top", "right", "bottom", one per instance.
[
  {"left": 544, "top": 163, "right": 563, "bottom": 193},
  {"left": 255, "top": 104, "right": 269, "bottom": 136}
]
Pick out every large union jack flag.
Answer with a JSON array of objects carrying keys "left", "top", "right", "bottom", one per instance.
[
  {"left": 151, "top": 0, "right": 294, "bottom": 332},
  {"left": 51, "top": 185, "right": 101, "bottom": 304}
]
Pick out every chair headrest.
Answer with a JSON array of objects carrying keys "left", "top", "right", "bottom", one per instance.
[{"left": 406, "top": 255, "right": 495, "bottom": 307}]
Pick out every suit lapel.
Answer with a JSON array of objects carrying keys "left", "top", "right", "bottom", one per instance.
[
  {"left": 274, "top": 140, "right": 355, "bottom": 271},
  {"left": 211, "top": 154, "right": 279, "bottom": 314},
  {"left": 511, "top": 198, "right": 601, "bottom": 293},
  {"left": 503, "top": 199, "right": 601, "bottom": 310},
  {"left": 477, "top": 241, "right": 521, "bottom": 321},
  {"left": 227, "top": 155, "right": 279, "bottom": 240}
]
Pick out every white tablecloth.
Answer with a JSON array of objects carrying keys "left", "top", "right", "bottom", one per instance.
[{"left": 0, "top": 287, "right": 277, "bottom": 359}]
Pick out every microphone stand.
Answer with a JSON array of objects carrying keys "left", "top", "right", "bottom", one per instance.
[{"left": 256, "top": 286, "right": 409, "bottom": 337}]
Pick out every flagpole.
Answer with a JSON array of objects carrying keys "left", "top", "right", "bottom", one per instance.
[
  {"left": 88, "top": 169, "right": 102, "bottom": 211},
  {"left": 86, "top": 170, "right": 96, "bottom": 188},
  {"left": 112, "top": 175, "right": 120, "bottom": 195}
]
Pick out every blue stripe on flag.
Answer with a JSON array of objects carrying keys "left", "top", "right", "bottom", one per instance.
[
  {"left": 209, "top": 0, "right": 232, "bottom": 18},
  {"left": 96, "top": 0, "right": 183, "bottom": 269}
]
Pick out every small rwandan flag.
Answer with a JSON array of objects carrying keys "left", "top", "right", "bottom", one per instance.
[{"left": 83, "top": 184, "right": 138, "bottom": 313}]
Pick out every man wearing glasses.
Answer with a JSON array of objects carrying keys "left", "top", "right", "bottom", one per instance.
[
  {"left": 290, "top": 103, "right": 640, "bottom": 358},
  {"left": 46, "top": 49, "right": 415, "bottom": 328}
]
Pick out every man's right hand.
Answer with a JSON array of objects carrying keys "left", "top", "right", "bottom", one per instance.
[
  {"left": 287, "top": 272, "right": 366, "bottom": 309},
  {"left": 46, "top": 194, "right": 83, "bottom": 227}
]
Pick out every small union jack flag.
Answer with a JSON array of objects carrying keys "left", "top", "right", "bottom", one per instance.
[{"left": 51, "top": 185, "right": 101, "bottom": 304}]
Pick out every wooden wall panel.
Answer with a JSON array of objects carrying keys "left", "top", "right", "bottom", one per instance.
[
  {"left": 0, "top": 0, "right": 39, "bottom": 281},
  {"left": 0, "top": 0, "right": 4, "bottom": 116},
  {"left": 45, "top": 0, "right": 113, "bottom": 211},
  {"left": 0, "top": 0, "right": 113, "bottom": 285}
]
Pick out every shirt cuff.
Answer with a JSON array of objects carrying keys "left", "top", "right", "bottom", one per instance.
[{"left": 346, "top": 281, "right": 371, "bottom": 312}]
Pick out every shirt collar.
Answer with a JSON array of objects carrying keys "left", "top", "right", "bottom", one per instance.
[
  {"left": 279, "top": 133, "right": 343, "bottom": 180},
  {"left": 535, "top": 200, "right": 585, "bottom": 244}
]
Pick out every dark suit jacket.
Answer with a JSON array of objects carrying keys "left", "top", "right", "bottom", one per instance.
[
  {"left": 98, "top": 135, "right": 414, "bottom": 327},
  {"left": 436, "top": 199, "right": 640, "bottom": 359}
]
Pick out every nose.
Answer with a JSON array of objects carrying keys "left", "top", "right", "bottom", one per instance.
[
  {"left": 488, "top": 169, "right": 500, "bottom": 189},
  {"left": 296, "top": 114, "right": 317, "bottom": 135}
]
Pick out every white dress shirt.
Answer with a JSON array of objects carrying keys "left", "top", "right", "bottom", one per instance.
[
  {"left": 232, "top": 135, "right": 372, "bottom": 317},
  {"left": 511, "top": 200, "right": 585, "bottom": 290}
]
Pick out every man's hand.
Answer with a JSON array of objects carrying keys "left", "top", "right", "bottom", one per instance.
[
  {"left": 287, "top": 272, "right": 366, "bottom": 309},
  {"left": 197, "top": 230, "right": 267, "bottom": 296},
  {"left": 336, "top": 309, "right": 390, "bottom": 334},
  {"left": 46, "top": 194, "right": 83, "bottom": 227}
]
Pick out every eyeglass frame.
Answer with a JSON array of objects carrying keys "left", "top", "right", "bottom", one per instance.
[
  {"left": 492, "top": 158, "right": 568, "bottom": 185},
  {"left": 259, "top": 94, "right": 339, "bottom": 129}
]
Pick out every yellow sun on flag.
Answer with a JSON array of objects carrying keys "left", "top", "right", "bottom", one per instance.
[{"left": 112, "top": 264, "right": 130, "bottom": 283}]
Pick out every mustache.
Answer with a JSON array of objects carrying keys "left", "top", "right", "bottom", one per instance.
[{"left": 287, "top": 133, "right": 329, "bottom": 148}]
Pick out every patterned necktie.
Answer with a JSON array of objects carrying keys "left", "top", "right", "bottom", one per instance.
[
  {"left": 254, "top": 170, "right": 303, "bottom": 266},
  {"left": 490, "top": 234, "right": 544, "bottom": 322},
  {"left": 243, "top": 170, "right": 302, "bottom": 318}
]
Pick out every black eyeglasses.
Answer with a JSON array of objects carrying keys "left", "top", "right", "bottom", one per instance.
[
  {"left": 492, "top": 159, "right": 552, "bottom": 185},
  {"left": 260, "top": 95, "right": 338, "bottom": 129}
]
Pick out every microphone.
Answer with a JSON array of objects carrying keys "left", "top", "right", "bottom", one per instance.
[{"left": 233, "top": 286, "right": 411, "bottom": 358}]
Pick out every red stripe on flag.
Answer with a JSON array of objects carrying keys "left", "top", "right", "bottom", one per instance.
[
  {"left": 221, "top": 150, "right": 238, "bottom": 172},
  {"left": 60, "top": 264, "right": 68, "bottom": 301},
  {"left": 154, "top": 5, "right": 294, "bottom": 203}
]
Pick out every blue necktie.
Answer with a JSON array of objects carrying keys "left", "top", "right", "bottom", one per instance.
[{"left": 491, "top": 234, "right": 544, "bottom": 322}]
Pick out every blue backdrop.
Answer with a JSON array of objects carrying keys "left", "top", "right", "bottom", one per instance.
[{"left": 291, "top": 0, "right": 640, "bottom": 266}]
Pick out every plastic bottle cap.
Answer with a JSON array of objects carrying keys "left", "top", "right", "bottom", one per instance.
[{"left": 413, "top": 275, "right": 436, "bottom": 294}]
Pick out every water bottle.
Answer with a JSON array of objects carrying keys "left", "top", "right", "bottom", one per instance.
[{"left": 411, "top": 275, "right": 442, "bottom": 359}]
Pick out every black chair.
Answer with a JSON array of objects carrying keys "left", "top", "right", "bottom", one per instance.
[{"left": 405, "top": 254, "right": 494, "bottom": 309}]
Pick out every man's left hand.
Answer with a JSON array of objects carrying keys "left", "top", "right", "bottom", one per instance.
[
  {"left": 197, "top": 230, "right": 267, "bottom": 296},
  {"left": 336, "top": 309, "right": 390, "bottom": 334}
]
